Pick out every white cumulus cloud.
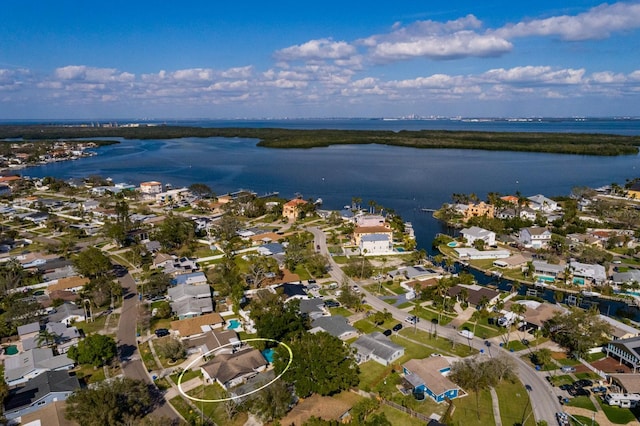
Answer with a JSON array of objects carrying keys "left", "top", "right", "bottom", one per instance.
[
  {"left": 275, "top": 38, "right": 357, "bottom": 62},
  {"left": 495, "top": 1, "right": 640, "bottom": 41}
]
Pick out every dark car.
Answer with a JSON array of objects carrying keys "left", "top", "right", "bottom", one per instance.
[
  {"left": 575, "top": 388, "right": 591, "bottom": 397},
  {"left": 324, "top": 300, "right": 340, "bottom": 308},
  {"left": 383, "top": 329, "right": 392, "bottom": 336},
  {"left": 559, "top": 384, "right": 574, "bottom": 391},
  {"left": 392, "top": 323, "right": 403, "bottom": 332},
  {"left": 155, "top": 328, "right": 169, "bottom": 337},
  {"left": 575, "top": 379, "right": 593, "bottom": 388}
]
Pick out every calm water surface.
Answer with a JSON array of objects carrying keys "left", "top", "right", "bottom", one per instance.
[{"left": 25, "top": 135, "right": 640, "bottom": 251}]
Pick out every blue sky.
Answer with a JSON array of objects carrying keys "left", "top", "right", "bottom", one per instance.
[{"left": 1, "top": 1, "right": 639, "bottom": 119}]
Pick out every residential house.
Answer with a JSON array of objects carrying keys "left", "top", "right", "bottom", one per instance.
[
  {"left": 460, "top": 226, "right": 496, "bottom": 247},
  {"left": 310, "top": 316, "right": 358, "bottom": 341},
  {"left": 355, "top": 215, "right": 386, "bottom": 227},
  {"left": 47, "top": 302, "right": 86, "bottom": 326},
  {"left": 403, "top": 357, "right": 461, "bottom": 403},
  {"left": 353, "top": 225, "right": 393, "bottom": 247},
  {"left": 3, "top": 371, "right": 80, "bottom": 421},
  {"left": 140, "top": 181, "right": 163, "bottom": 194},
  {"left": 531, "top": 260, "right": 565, "bottom": 280},
  {"left": 280, "top": 394, "right": 351, "bottom": 426},
  {"left": 275, "top": 283, "right": 308, "bottom": 301},
  {"left": 4, "top": 348, "right": 74, "bottom": 387},
  {"left": 613, "top": 270, "right": 640, "bottom": 285},
  {"left": 605, "top": 336, "right": 640, "bottom": 373},
  {"left": 447, "top": 284, "right": 500, "bottom": 308},
  {"left": 282, "top": 199, "right": 308, "bottom": 221},
  {"left": 17, "top": 400, "right": 78, "bottom": 426},
  {"left": 503, "top": 300, "right": 563, "bottom": 331},
  {"left": 351, "top": 332, "right": 405, "bottom": 366},
  {"left": 569, "top": 260, "right": 607, "bottom": 285},
  {"left": 463, "top": 202, "right": 495, "bottom": 222},
  {"left": 627, "top": 182, "right": 640, "bottom": 199},
  {"left": 45, "top": 276, "right": 89, "bottom": 295},
  {"left": 173, "top": 271, "right": 208, "bottom": 286},
  {"left": 299, "top": 299, "right": 327, "bottom": 320},
  {"left": 359, "top": 233, "right": 393, "bottom": 255},
  {"left": 155, "top": 187, "right": 190, "bottom": 205},
  {"left": 388, "top": 265, "right": 441, "bottom": 281},
  {"left": 518, "top": 227, "right": 552, "bottom": 249},
  {"left": 256, "top": 242, "right": 285, "bottom": 256},
  {"left": 600, "top": 315, "right": 640, "bottom": 341},
  {"left": 186, "top": 329, "right": 240, "bottom": 356},
  {"left": 201, "top": 347, "right": 268, "bottom": 389},
  {"left": 527, "top": 194, "right": 559, "bottom": 212},
  {"left": 170, "top": 312, "right": 225, "bottom": 338},
  {"left": 454, "top": 247, "right": 510, "bottom": 260}
]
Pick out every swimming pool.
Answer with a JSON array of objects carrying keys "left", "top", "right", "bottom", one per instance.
[
  {"left": 4, "top": 345, "right": 18, "bottom": 355},
  {"left": 227, "top": 319, "right": 241, "bottom": 330},
  {"left": 261, "top": 348, "right": 274, "bottom": 363},
  {"left": 536, "top": 275, "right": 555, "bottom": 283},
  {"left": 447, "top": 241, "right": 457, "bottom": 247},
  {"left": 573, "top": 278, "right": 585, "bottom": 285}
]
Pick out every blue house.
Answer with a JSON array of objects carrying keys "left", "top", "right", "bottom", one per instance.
[{"left": 403, "top": 357, "right": 460, "bottom": 403}]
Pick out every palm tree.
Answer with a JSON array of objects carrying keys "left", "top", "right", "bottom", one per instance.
[
  {"left": 510, "top": 281, "right": 521, "bottom": 295},
  {"left": 471, "top": 310, "right": 483, "bottom": 336},
  {"left": 509, "top": 303, "right": 528, "bottom": 345},
  {"left": 435, "top": 280, "right": 449, "bottom": 325},
  {"left": 36, "top": 328, "right": 60, "bottom": 351}
]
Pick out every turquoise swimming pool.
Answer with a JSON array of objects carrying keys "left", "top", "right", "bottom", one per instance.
[
  {"left": 227, "top": 319, "right": 241, "bottom": 329},
  {"left": 447, "top": 241, "right": 457, "bottom": 247},
  {"left": 536, "top": 275, "right": 555, "bottom": 283},
  {"left": 261, "top": 348, "right": 274, "bottom": 363}
]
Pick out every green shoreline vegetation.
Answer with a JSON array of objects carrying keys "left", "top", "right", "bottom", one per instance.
[{"left": 1, "top": 125, "right": 639, "bottom": 156}]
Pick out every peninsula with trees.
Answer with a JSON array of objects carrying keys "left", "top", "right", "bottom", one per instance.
[{"left": 1, "top": 124, "right": 639, "bottom": 156}]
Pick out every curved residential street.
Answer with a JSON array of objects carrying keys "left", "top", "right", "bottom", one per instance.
[
  {"left": 117, "top": 272, "right": 181, "bottom": 421},
  {"left": 308, "top": 226, "right": 563, "bottom": 425}
]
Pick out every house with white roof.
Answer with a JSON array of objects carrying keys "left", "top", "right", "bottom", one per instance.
[
  {"left": 569, "top": 260, "right": 607, "bottom": 285},
  {"left": 360, "top": 233, "right": 393, "bottom": 255},
  {"left": 460, "top": 226, "right": 496, "bottom": 247},
  {"left": 527, "top": 194, "right": 559, "bottom": 212},
  {"left": 4, "top": 348, "right": 74, "bottom": 387},
  {"left": 518, "top": 227, "right": 552, "bottom": 249},
  {"left": 351, "top": 332, "right": 405, "bottom": 366}
]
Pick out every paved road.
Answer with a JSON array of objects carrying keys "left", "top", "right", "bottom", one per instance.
[
  {"left": 117, "top": 272, "right": 180, "bottom": 421},
  {"left": 309, "top": 226, "right": 562, "bottom": 425}
]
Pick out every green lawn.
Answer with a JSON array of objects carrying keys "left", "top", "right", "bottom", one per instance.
[
  {"left": 598, "top": 397, "right": 639, "bottom": 424},
  {"left": 358, "top": 360, "right": 392, "bottom": 391},
  {"left": 555, "top": 356, "right": 582, "bottom": 366},
  {"left": 548, "top": 374, "right": 574, "bottom": 387},
  {"left": 138, "top": 341, "right": 159, "bottom": 371},
  {"left": 566, "top": 396, "right": 597, "bottom": 411},
  {"left": 584, "top": 352, "right": 606, "bottom": 362},
  {"left": 450, "top": 390, "right": 494, "bottom": 426},
  {"left": 353, "top": 318, "right": 396, "bottom": 335},
  {"left": 496, "top": 380, "right": 536, "bottom": 426},
  {"left": 413, "top": 305, "right": 454, "bottom": 326},
  {"left": 375, "top": 404, "right": 426, "bottom": 426},
  {"left": 570, "top": 414, "right": 599, "bottom": 426},
  {"left": 186, "top": 383, "right": 248, "bottom": 426},
  {"left": 575, "top": 372, "right": 602, "bottom": 380},
  {"left": 74, "top": 315, "right": 108, "bottom": 335},
  {"left": 396, "top": 328, "right": 478, "bottom": 358},
  {"left": 329, "top": 306, "right": 353, "bottom": 317},
  {"left": 459, "top": 321, "right": 504, "bottom": 340}
]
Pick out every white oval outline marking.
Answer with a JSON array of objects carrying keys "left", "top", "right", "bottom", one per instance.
[{"left": 177, "top": 337, "right": 293, "bottom": 403}]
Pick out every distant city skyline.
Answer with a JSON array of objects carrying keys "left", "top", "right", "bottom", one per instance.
[{"left": 1, "top": 1, "right": 640, "bottom": 119}]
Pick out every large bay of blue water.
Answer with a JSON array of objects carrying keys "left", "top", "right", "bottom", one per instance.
[{"left": 22, "top": 118, "right": 640, "bottom": 254}]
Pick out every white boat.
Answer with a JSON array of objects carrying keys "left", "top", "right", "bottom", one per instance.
[{"left": 581, "top": 290, "right": 601, "bottom": 297}]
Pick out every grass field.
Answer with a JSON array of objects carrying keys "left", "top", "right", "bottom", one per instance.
[
  {"left": 598, "top": 396, "right": 639, "bottom": 424},
  {"left": 495, "top": 380, "right": 536, "bottom": 426},
  {"left": 566, "top": 396, "right": 597, "bottom": 411},
  {"left": 449, "top": 390, "right": 494, "bottom": 426}
]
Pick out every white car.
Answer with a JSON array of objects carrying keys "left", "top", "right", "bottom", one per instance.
[{"left": 405, "top": 316, "right": 419, "bottom": 324}]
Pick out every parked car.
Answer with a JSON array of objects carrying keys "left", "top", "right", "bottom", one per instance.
[
  {"left": 575, "top": 379, "right": 593, "bottom": 388},
  {"left": 154, "top": 328, "right": 169, "bottom": 337},
  {"left": 383, "top": 329, "right": 392, "bottom": 337},
  {"left": 592, "top": 386, "right": 607, "bottom": 393},
  {"left": 324, "top": 300, "right": 340, "bottom": 308},
  {"left": 556, "top": 412, "right": 570, "bottom": 426},
  {"left": 392, "top": 323, "right": 403, "bottom": 332},
  {"left": 405, "top": 315, "right": 419, "bottom": 324},
  {"left": 560, "top": 366, "right": 576, "bottom": 373},
  {"left": 559, "top": 384, "right": 574, "bottom": 391}
]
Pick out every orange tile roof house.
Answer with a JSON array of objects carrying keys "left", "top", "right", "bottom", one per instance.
[
  {"left": 46, "top": 276, "right": 89, "bottom": 294},
  {"left": 170, "top": 312, "right": 225, "bottom": 338},
  {"left": 282, "top": 199, "right": 308, "bottom": 221},
  {"left": 463, "top": 202, "right": 495, "bottom": 221}
]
